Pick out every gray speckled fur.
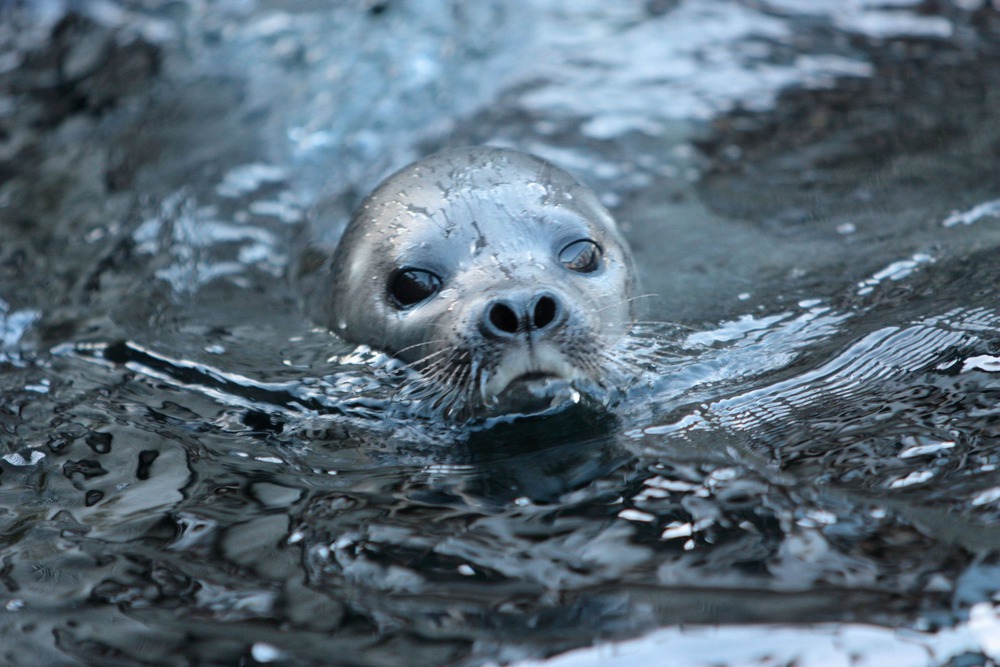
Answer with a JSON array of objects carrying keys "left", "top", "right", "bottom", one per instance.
[{"left": 325, "top": 146, "right": 636, "bottom": 411}]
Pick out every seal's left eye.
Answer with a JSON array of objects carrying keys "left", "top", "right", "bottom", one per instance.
[
  {"left": 559, "top": 239, "right": 602, "bottom": 273},
  {"left": 388, "top": 269, "right": 441, "bottom": 308}
]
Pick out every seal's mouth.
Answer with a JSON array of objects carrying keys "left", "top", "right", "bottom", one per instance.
[
  {"left": 498, "top": 371, "right": 566, "bottom": 398},
  {"left": 485, "top": 353, "right": 578, "bottom": 399},
  {"left": 490, "top": 372, "right": 579, "bottom": 417},
  {"left": 510, "top": 371, "right": 559, "bottom": 384},
  {"left": 475, "top": 343, "right": 589, "bottom": 417}
]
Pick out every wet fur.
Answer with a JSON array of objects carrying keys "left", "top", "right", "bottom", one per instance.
[{"left": 325, "top": 147, "right": 640, "bottom": 420}]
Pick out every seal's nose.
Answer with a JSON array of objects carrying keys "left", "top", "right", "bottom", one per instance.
[{"left": 483, "top": 291, "right": 564, "bottom": 339}]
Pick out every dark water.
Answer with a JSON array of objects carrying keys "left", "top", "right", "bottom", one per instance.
[{"left": 2, "top": 1, "right": 1000, "bottom": 665}]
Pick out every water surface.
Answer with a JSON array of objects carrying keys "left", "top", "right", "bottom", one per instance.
[{"left": 2, "top": 1, "right": 1000, "bottom": 665}]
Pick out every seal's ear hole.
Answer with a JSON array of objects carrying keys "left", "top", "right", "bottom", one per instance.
[
  {"left": 559, "top": 239, "right": 602, "bottom": 274},
  {"left": 388, "top": 268, "right": 442, "bottom": 308}
]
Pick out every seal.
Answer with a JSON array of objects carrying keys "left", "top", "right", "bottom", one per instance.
[{"left": 326, "top": 146, "right": 637, "bottom": 418}]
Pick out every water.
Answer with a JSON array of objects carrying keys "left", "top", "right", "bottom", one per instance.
[{"left": 2, "top": 1, "right": 1000, "bottom": 665}]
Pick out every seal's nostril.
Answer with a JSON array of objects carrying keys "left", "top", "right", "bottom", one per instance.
[
  {"left": 489, "top": 302, "right": 519, "bottom": 334},
  {"left": 485, "top": 294, "right": 562, "bottom": 337},
  {"left": 533, "top": 295, "right": 557, "bottom": 330}
]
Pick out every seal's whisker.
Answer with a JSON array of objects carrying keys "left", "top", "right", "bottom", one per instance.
[
  {"left": 409, "top": 349, "right": 456, "bottom": 372},
  {"left": 395, "top": 338, "right": 450, "bottom": 358},
  {"left": 477, "top": 363, "right": 492, "bottom": 403},
  {"left": 629, "top": 319, "right": 695, "bottom": 330},
  {"left": 466, "top": 361, "right": 480, "bottom": 408},
  {"left": 597, "top": 348, "right": 645, "bottom": 376},
  {"left": 435, "top": 355, "right": 469, "bottom": 399},
  {"left": 413, "top": 356, "right": 452, "bottom": 382},
  {"left": 434, "top": 357, "right": 472, "bottom": 417},
  {"left": 452, "top": 364, "right": 473, "bottom": 413},
  {"left": 591, "top": 293, "right": 656, "bottom": 317}
]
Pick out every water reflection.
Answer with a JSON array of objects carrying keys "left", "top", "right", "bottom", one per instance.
[{"left": 457, "top": 408, "right": 628, "bottom": 505}]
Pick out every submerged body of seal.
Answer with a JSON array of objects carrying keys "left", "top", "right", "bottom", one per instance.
[{"left": 326, "top": 146, "right": 638, "bottom": 418}]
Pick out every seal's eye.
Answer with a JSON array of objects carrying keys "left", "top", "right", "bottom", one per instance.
[
  {"left": 388, "top": 268, "right": 441, "bottom": 308},
  {"left": 559, "top": 239, "right": 602, "bottom": 273}
]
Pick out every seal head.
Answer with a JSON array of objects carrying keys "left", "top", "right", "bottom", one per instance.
[{"left": 327, "top": 146, "right": 636, "bottom": 417}]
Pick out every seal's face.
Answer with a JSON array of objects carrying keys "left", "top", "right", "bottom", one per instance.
[{"left": 327, "top": 147, "right": 636, "bottom": 417}]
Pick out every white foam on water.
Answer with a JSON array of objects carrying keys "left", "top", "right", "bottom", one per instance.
[{"left": 513, "top": 602, "right": 1000, "bottom": 667}]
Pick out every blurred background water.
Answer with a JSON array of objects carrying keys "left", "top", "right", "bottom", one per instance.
[{"left": 1, "top": 1, "right": 1000, "bottom": 665}]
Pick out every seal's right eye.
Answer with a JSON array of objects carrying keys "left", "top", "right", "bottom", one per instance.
[
  {"left": 559, "top": 239, "right": 603, "bottom": 273},
  {"left": 388, "top": 269, "right": 442, "bottom": 308}
]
